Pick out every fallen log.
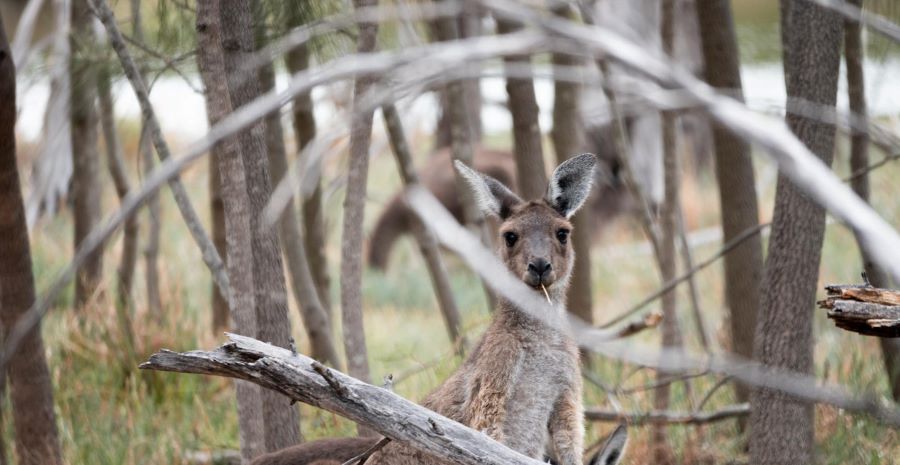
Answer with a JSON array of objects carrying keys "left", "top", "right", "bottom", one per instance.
[
  {"left": 584, "top": 403, "right": 749, "bottom": 426},
  {"left": 140, "top": 333, "right": 544, "bottom": 465},
  {"left": 819, "top": 284, "right": 900, "bottom": 337}
]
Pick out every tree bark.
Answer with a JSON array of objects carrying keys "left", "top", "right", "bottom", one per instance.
[
  {"left": 285, "top": 4, "right": 332, "bottom": 319},
  {"left": 196, "top": 1, "right": 267, "bottom": 460},
  {"left": 98, "top": 62, "right": 139, "bottom": 310},
  {"left": 130, "top": 0, "right": 162, "bottom": 317},
  {"left": 550, "top": 5, "right": 592, "bottom": 327},
  {"left": 695, "top": 0, "right": 764, "bottom": 416},
  {"left": 382, "top": 103, "right": 467, "bottom": 353},
  {"left": 70, "top": 0, "right": 102, "bottom": 306},
  {"left": 431, "top": 6, "right": 482, "bottom": 150},
  {"left": 0, "top": 16, "right": 63, "bottom": 464},
  {"left": 652, "top": 2, "right": 682, "bottom": 463},
  {"left": 257, "top": 13, "right": 341, "bottom": 369},
  {"left": 842, "top": 0, "right": 900, "bottom": 400},
  {"left": 495, "top": 18, "right": 547, "bottom": 200},
  {"left": 210, "top": 156, "right": 229, "bottom": 332},
  {"left": 219, "top": 0, "right": 301, "bottom": 451},
  {"left": 749, "top": 2, "right": 842, "bottom": 464},
  {"left": 340, "top": 1, "right": 379, "bottom": 436},
  {"left": 141, "top": 334, "right": 546, "bottom": 465}
]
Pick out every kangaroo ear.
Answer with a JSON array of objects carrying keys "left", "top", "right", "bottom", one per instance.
[
  {"left": 454, "top": 160, "right": 523, "bottom": 219},
  {"left": 588, "top": 423, "right": 628, "bottom": 465},
  {"left": 546, "top": 153, "right": 597, "bottom": 218}
]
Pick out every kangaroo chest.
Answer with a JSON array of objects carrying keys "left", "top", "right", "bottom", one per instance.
[{"left": 501, "top": 334, "right": 579, "bottom": 458}]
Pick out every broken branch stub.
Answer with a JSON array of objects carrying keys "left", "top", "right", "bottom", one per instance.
[
  {"left": 140, "top": 333, "right": 544, "bottom": 465},
  {"left": 819, "top": 284, "right": 900, "bottom": 337}
]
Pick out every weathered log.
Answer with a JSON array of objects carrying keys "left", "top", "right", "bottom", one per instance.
[
  {"left": 140, "top": 333, "right": 543, "bottom": 465},
  {"left": 584, "top": 403, "right": 749, "bottom": 426},
  {"left": 819, "top": 284, "right": 900, "bottom": 337}
]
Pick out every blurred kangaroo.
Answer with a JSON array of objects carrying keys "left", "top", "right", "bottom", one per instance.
[
  {"left": 253, "top": 154, "right": 627, "bottom": 465},
  {"left": 368, "top": 125, "right": 632, "bottom": 270}
]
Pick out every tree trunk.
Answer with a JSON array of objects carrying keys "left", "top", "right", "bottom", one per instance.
[
  {"left": 382, "top": 103, "right": 467, "bottom": 353},
  {"left": 340, "top": 0, "right": 379, "bottom": 422},
  {"left": 749, "top": 2, "right": 842, "bottom": 464},
  {"left": 197, "top": 1, "right": 267, "bottom": 460},
  {"left": 0, "top": 16, "right": 63, "bottom": 465},
  {"left": 97, "top": 56, "right": 138, "bottom": 368},
  {"left": 652, "top": 3, "right": 683, "bottom": 463},
  {"left": 98, "top": 62, "right": 139, "bottom": 310},
  {"left": 70, "top": 0, "right": 102, "bottom": 307},
  {"left": 284, "top": 4, "right": 333, "bottom": 319},
  {"left": 130, "top": 0, "right": 162, "bottom": 317},
  {"left": 842, "top": 0, "right": 900, "bottom": 401},
  {"left": 257, "top": 12, "right": 341, "bottom": 368},
  {"left": 550, "top": 5, "right": 592, "bottom": 327},
  {"left": 495, "top": 18, "right": 547, "bottom": 199},
  {"left": 219, "top": 0, "right": 301, "bottom": 451},
  {"left": 210, "top": 155, "right": 229, "bottom": 332},
  {"left": 695, "top": 0, "right": 764, "bottom": 417}
]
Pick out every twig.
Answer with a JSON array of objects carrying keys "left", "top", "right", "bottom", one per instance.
[
  {"left": 697, "top": 376, "right": 732, "bottom": 411},
  {"left": 584, "top": 403, "right": 749, "bottom": 426},
  {"left": 617, "top": 371, "right": 709, "bottom": 395},
  {"left": 341, "top": 437, "right": 392, "bottom": 465},
  {"left": 90, "top": 0, "right": 231, "bottom": 301}
]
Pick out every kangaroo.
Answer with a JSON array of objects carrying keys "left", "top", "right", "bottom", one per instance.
[
  {"left": 368, "top": 125, "right": 633, "bottom": 271},
  {"left": 254, "top": 154, "right": 613, "bottom": 465}
]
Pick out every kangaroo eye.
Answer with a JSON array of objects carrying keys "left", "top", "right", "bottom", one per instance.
[
  {"left": 503, "top": 231, "right": 518, "bottom": 248},
  {"left": 556, "top": 229, "right": 570, "bottom": 244}
]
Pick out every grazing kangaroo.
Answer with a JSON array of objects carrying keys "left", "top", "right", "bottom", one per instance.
[
  {"left": 368, "top": 126, "right": 633, "bottom": 271},
  {"left": 253, "top": 154, "right": 626, "bottom": 465}
]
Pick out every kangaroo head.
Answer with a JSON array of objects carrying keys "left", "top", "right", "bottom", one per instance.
[{"left": 455, "top": 153, "right": 597, "bottom": 297}]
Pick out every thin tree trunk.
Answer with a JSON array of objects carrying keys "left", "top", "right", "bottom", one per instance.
[
  {"left": 284, "top": 5, "right": 332, "bottom": 319},
  {"left": 257, "top": 14, "right": 341, "bottom": 369},
  {"left": 842, "top": 0, "right": 900, "bottom": 401},
  {"left": 219, "top": 0, "right": 301, "bottom": 451},
  {"left": 550, "top": 5, "right": 592, "bottom": 327},
  {"left": 432, "top": 0, "right": 497, "bottom": 311},
  {"left": 653, "top": 3, "right": 683, "bottom": 462},
  {"left": 97, "top": 57, "right": 138, "bottom": 368},
  {"left": 98, "top": 64, "right": 139, "bottom": 310},
  {"left": 340, "top": 0, "right": 380, "bottom": 436},
  {"left": 495, "top": 18, "right": 547, "bottom": 199},
  {"left": 382, "top": 103, "right": 467, "bottom": 353},
  {"left": 749, "top": 2, "right": 842, "bottom": 464},
  {"left": 70, "top": 0, "right": 102, "bottom": 307},
  {"left": 210, "top": 155, "right": 229, "bottom": 332},
  {"left": 695, "top": 0, "right": 764, "bottom": 419},
  {"left": 196, "top": 1, "right": 266, "bottom": 460},
  {"left": 0, "top": 17, "right": 63, "bottom": 465},
  {"left": 131, "top": 0, "right": 161, "bottom": 317}
]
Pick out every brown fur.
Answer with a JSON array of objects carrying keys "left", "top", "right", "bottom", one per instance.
[{"left": 254, "top": 157, "right": 601, "bottom": 465}]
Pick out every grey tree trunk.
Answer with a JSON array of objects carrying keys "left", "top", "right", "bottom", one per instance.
[
  {"left": 219, "top": 0, "right": 301, "bottom": 451},
  {"left": 842, "top": 0, "right": 900, "bottom": 401},
  {"left": 197, "top": 1, "right": 267, "bottom": 460},
  {"left": 431, "top": 8, "right": 483, "bottom": 151},
  {"left": 257, "top": 14, "right": 341, "bottom": 368},
  {"left": 495, "top": 19, "right": 547, "bottom": 199},
  {"left": 130, "top": 0, "right": 162, "bottom": 317},
  {"left": 340, "top": 1, "right": 379, "bottom": 434},
  {"left": 749, "top": 2, "right": 842, "bottom": 463},
  {"left": 652, "top": 3, "right": 683, "bottom": 463},
  {"left": 210, "top": 155, "right": 229, "bottom": 332},
  {"left": 284, "top": 4, "right": 332, "bottom": 319},
  {"left": 695, "top": 0, "right": 764, "bottom": 414},
  {"left": 0, "top": 16, "right": 63, "bottom": 465},
  {"left": 550, "top": 5, "right": 592, "bottom": 327},
  {"left": 70, "top": 0, "right": 102, "bottom": 306}
]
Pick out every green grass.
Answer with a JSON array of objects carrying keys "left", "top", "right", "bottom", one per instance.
[{"left": 11, "top": 116, "right": 900, "bottom": 465}]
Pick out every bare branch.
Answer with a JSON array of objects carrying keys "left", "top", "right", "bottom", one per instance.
[{"left": 585, "top": 403, "right": 749, "bottom": 426}]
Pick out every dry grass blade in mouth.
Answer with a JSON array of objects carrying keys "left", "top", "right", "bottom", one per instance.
[{"left": 541, "top": 284, "right": 552, "bottom": 305}]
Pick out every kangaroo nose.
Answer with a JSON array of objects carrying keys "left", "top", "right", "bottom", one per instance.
[{"left": 528, "top": 259, "right": 552, "bottom": 278}]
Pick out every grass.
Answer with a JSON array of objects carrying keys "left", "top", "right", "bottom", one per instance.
[{"left": 9, "top": 109, "right": 900, "bottom": 464}]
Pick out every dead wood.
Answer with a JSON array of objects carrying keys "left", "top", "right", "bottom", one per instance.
[
  {"left": 141, "top": 334, "right": 545, "bottom": 465},
  {"left": 819, "top": 284, "right": 900, "bottom": 337},
  {"left": 585, "top": 403, "right": 749, "bottom": 426}
]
